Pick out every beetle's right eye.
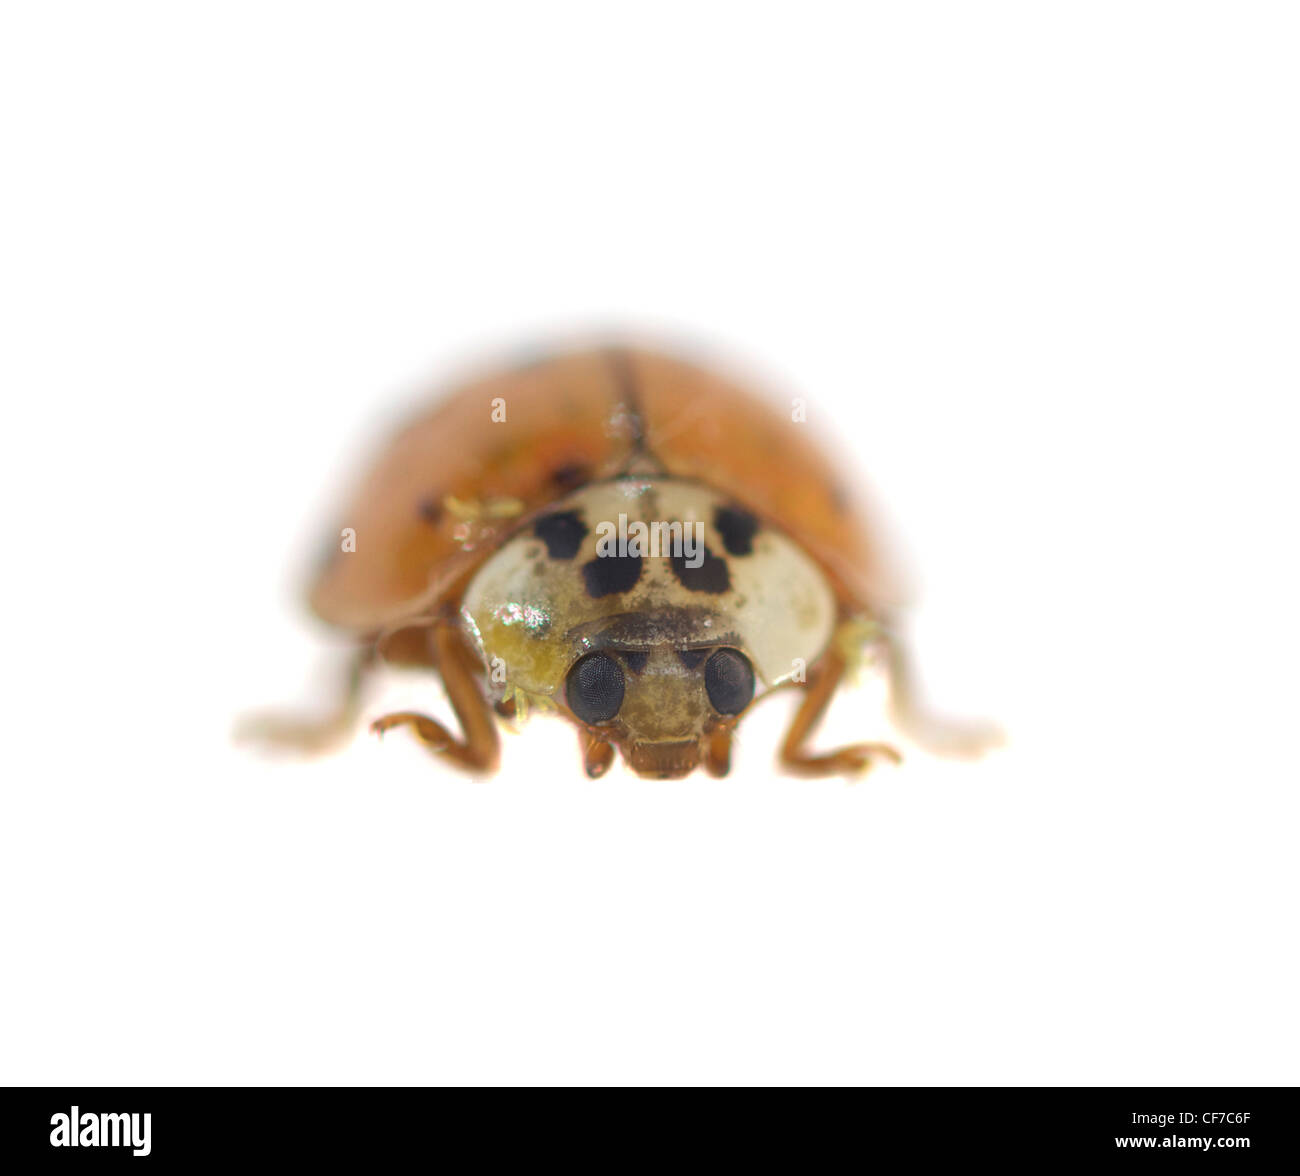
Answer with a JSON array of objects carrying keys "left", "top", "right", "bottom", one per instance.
[{"left": 566, "top": 652, "right": 625, "bottom": 724}]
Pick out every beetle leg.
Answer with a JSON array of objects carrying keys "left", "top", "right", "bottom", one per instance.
[
  {"left": 779, "top": 645, "right": 901, "bottom": 777},
  {"left": 704, "top": 726, "right": 733, "bottom": 777},
  {"left": 878, "top": 621, "right": 1004, "bottom": 757},
  {"left": 236, "top": 644, "right": 377, "bottom": 755},
  {"left": 370, "top": 622, "right": 500, "bottom": 773},
  {"left": 581, "top": 732, "right": 615, "bottom": 778}
]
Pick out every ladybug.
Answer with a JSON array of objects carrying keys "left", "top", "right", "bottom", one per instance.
[{"left": 244, "top": 344, "right": 981, "bottom": 778}]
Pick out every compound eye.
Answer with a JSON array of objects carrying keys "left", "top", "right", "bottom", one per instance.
[
  {"left": 566, "top": 652, "right": 625, "bottom": 724},
  {"left": 705, "top": 648, "right": 755, "bottom": 715}
]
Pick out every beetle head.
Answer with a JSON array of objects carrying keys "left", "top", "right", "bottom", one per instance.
[{"left": 563, "top": 641, "right": 755, "bottom": 778}]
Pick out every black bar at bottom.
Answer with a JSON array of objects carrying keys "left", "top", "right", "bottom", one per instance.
[{"left": 2, "top": 1086, "right": 1294, "bottom": 1164}]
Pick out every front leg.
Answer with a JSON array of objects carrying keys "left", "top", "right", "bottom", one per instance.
[
  {"left": 779, "top": 643, "right": 900, "bottom": 778},
  {"left": 371, "top": 622, "right": 499, "bottom": 773},
  {"left": 237, "top": 645, "right": 377, "bottom": 755},
  {"left": 878, "top": 617, "right": 1004, "bottom": 757}
]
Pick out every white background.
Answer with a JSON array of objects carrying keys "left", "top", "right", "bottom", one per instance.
[{"left": 2, "top": 2, "right": 1297, "bottom": 1086}]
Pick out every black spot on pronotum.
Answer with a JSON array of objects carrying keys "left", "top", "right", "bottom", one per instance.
[
  {"left": 713, "top": 506, "right": 759, "bottom": 556},
  {"left": 670, "top": 547, "right": 730, "bottom": 594},
  {"left": 705, "top": 649, "right": 755, "bottom": 715},
  {"left": 533, "top": 510, "right": 588, "bottom": 560},
  {"left": 677, "top": 648, "right": 708, "bottom": 670},
  {"left": 550, "top": 462, "right": 591, "bottom": 491},
  {"left": 418, "top": 497, "right": 444, "bottom": 524},
  {"left": 582, "top": 554, "right": 643, "bottom": 598},
  {"left": 566, "top": 652, "right": 625, "bottom": 724},
  {"left": 618, "top": 650, "right": 649, "bottom": 673}
]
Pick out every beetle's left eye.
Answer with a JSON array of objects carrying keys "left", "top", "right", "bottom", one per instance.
[
  {"left": 566, "top": 652, "right": 625, "bottom": 724},
  {"left": 705, "top": 648, "right": 755, "bottom": 715}
]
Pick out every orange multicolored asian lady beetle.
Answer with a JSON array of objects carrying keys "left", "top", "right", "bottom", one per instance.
[{"left": 244, "top": 344, "right": 979, "bottom": 779}]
